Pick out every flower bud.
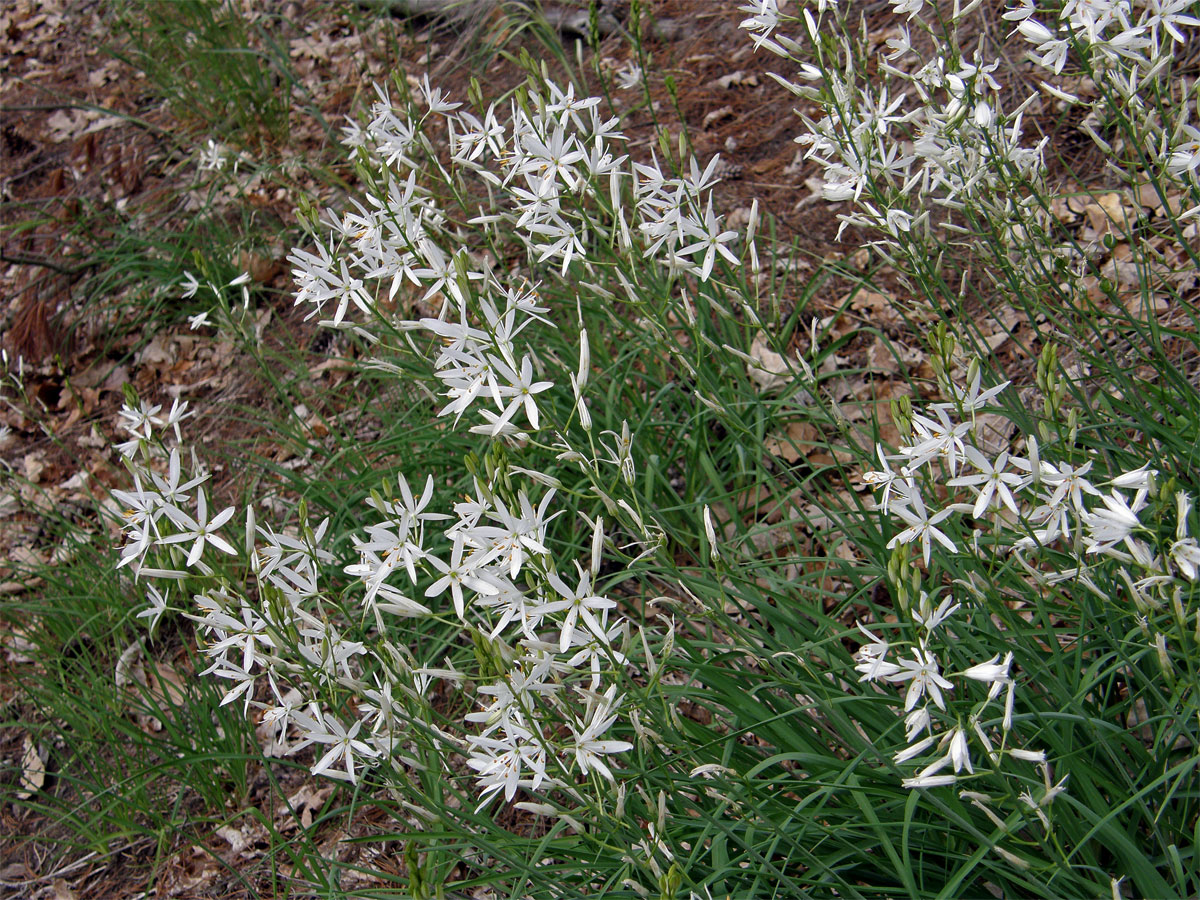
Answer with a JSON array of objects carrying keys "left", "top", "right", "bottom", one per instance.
[
  {"left": 577, "top": 329, "right": 590, "bottom": 390},
  {"left": 1154, "top": 633, "right": 1174, "bottom": 684},
  {"left": 703, "top": 505, "right": 719, "bottom": 562}
]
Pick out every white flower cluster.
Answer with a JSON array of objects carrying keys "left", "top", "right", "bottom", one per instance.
[
  {"left": 743, "top": 0, "right": 1051, "bottom": 246},
  {"left": 855, "top": 356, "right": 1199, "bottom": 796},
  {"left": 1004, "top": 0, "right": 1200, "bottom": 181},
  {"left": 112, "top": 380, "right": 637, "bottom": 801},
  {"left": 1006, "top": 0, "right": 1199, "bottom": 79},
  {"left": 111, "top": 75, "right": 742, "bottom": 804},
  {"left": 740, "top": 0, "right": 1200, "bottom": 254},
  {"left": 855, "top": 599, "right": 1035, "bottom": 791},
  {"left": 295, "top": 76, "right": 744, "bottom": 335}
]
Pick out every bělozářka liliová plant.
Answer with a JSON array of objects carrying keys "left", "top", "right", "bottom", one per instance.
[
  {"left": 104, "top": 3, "right": 1200, "bottom": 890},
  {"left": 108, "top": 70, "right": 750, "bottom": 816}
]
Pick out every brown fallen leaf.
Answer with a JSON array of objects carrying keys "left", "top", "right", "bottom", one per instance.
[
  {"left": 847, "top": 288, "right": 904, "bottom": 329},
  {"left": 22, "top": 452, "right": 46, "bottom": 483},
  {"left": 702, "top": 105, "right": 733, "bottom": 129},
  {"left": 145, "top": 659, "right": 189, "bottom": 708},
  {"left": 763, "top": 420, "right": 821, "bottom": 464},
  {"left": 16, "top": 733, "right": 46, "bottom": 800},
  {"left": 747, "top": 335, "right": 795, "bottom": 391},
  {"left": 284, "top": 783, "right": 334, "bottom": 830}
]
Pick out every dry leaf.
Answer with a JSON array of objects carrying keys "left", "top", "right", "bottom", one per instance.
[
  {"left": 159, "top": 846, "right": 220, "bottom": 897},
  {"left": 711, "top": 70, "right": 758, "bottom": 89},
  {"left": 2, "top": 622, "right": 37, "bottom": 664},
  {"left": 145, "top": 660, "right": 188, "bottom": 707},
  {"left": 763, "top": 420, "right": 821, "bottom": 464},
  {"left": 747, "top": 335, "right": 791, "bottom": 390},
  {"left": 1049, "top": 195, "right": 1078, "bottom": 224},
  {"left": 284, "top": 782, "right": 334, "bottom": 830},
  {"left": 16, "top": 733, "right": 46, "bottom": 799},
  {"left": 115, "top": 639, "right": 145, "bottom": 689},
  {"left": 1083, "top": 191, "right": 1139, "bottom": 237},
  {"left": 865, "top": 336, "right": 921, "bottom": 374},
  {"left": 87, "top": 60, "right": 119, "bottom": 87},
  {"left": 847, "top": 289, "right": 903, "bottom": 329},
  {"left": 702, "top": 105, "right": 733, "bottom": 129},
  {"left": 45, "top": 108, "right": 92, "bottom": 142},
  {"left": 217, "top": 821, "right": 266, "bottom": 857},
  {"left": 290, "top": 35, "right": 333, "bottom": 61},
  {"left": 237, "top": 250, "right": 282, "bottom": 284},
  {"left": 21, "top": 452, "right": 46, "bottom": 483},
  {"left": 136, "top": 334, "right": 173, "bottom": 366}
]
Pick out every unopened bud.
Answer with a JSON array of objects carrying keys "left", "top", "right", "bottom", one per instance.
[
  {"left": 1027, "top": 434, "right": 1041, "bottom": 488},
  {"left": 703, "top": 505, "right": 719, "bottom": 562},
  {"left": 1154, "top": 633, "right": 1173, "bottom": 683},
  {"left": 577, "top": 329, "right": 590, "bottom": 390},
  {"left": 245, "top": 505, "right": 256, "bottom": 558},
  {"left": 591, "top": 515, "right": 604, "bottom": 576}
]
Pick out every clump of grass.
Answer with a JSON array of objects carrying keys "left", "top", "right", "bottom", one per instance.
[{"left": 105, "top": 0, "right": 297, "bottom": 151}]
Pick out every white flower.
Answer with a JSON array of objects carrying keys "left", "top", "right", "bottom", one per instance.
[
  {"left": 961, "top": 652, "right": 1012, "bottom": 685},
  {"left": 891, "top": 0, "right": 924, "bottom": 18},
  {"left": 910, "top": 592, "right": 959, "bottom": 633},
  {"left": 1108, "top": 463, "right": 1157, "bottom": 491},
  {"left": 537, "top": 565, "right": 617, "bottom": 652},
  {"left": 199, "top": 139, "right": 227, "bottom": 171},
  {"left": 425, "top": 534, "right": 499, "bottom": 620},
  {"left": 1009, "top": 747, "right": 1046, "bottom": 763},
  {"left": 887, "top": 486, "right": 958, "bottom": 567},
  {"left": 419, "top": 73, "right": 461, "bottom": 115},
  {"left": 570, "top": 686, "right": 633, "bottom": 783},
  {"left": 614, "top": 61, "right": 643, "bottom": 91},
  {"left": 676, "top": 200, "right": 740, "bottom": 282},
  {"left": 946, "top": 726, "right": 973, "bottom": 773},
  {"left": 1171, "top": 538, "right": 1200, "bottom": 580},
  {"left": 902, "top": 408, "right": 971, "bottom": 475},
  {"left": 158, "top": 488, "right": 237, "bottom": 567},
  {"left": 887, "top": 646, "right": 954, "bottom": 711},
  {"left": 162, "top": 398, "right": 193, "bottom": 443},
  {"left": 136, "top": 584, "right": 169, "bottom": 631},
  {"left": 308, "top": 714, "right": 379, "bottom": 785},
  {"left": 1016, "top": 18, "right": 1055, "bottom": 43},
  {"left": 1083, "top": 488, "right": 1147, "bottom": 554},
  {"left": 703, "top": 505, "right": 720, "bottom": 561},
  {"left": 487, "top": 354, "right": 553, "bottom": 433},
  {"left": 180, "top": 271, "right": 200, "bottom": 299},
  {"left": 905, "top": 705, "right": 932, "bottom": 741},
  {"left": 1145, "top": 0, "right": 1200, "bottom": 44},
  {"left": 862, "top": 444, "right": 906, "bottom": 514},
  {"left": 1038, "top": 458, "right": 1101, "bottom": 512},
  {"left": 894, "top": 734, "right": 937, "bottom": 764},
  {"left": 855, "top": 624, "right": 902, "bottom": 681},
  {"left": 738, "top": 0, "right": 785, "bottom": 53}
]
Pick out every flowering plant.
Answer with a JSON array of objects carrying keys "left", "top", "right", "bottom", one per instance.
[{"left": 94, "top": 2, "right": 1200, "bottom": 895}]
